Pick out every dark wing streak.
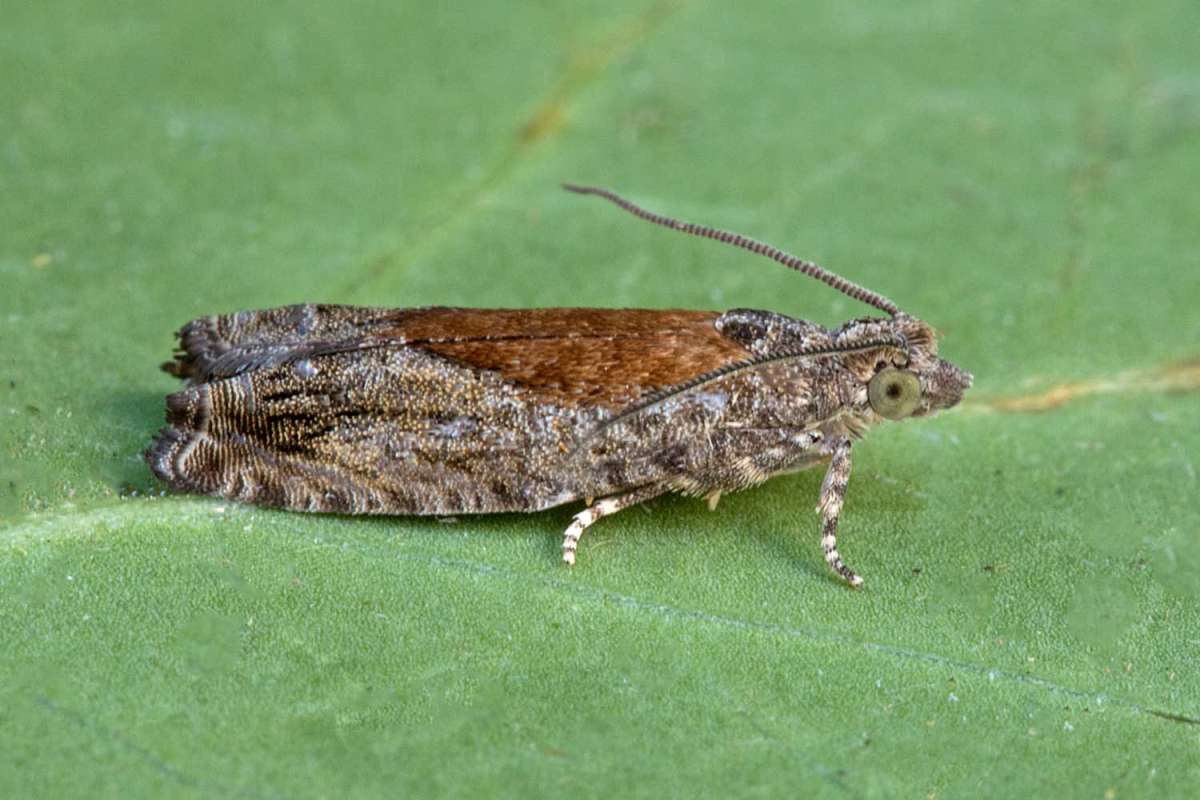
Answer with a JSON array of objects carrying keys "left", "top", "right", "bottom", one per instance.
[
  {"left": 195, "top": 338, "right": 387, "bottom": 381},
  {"left": 581, "top": 335, "right": 908, "bottom": 444},
  {"left": 388, "top": 329, "right": 706, "bottom": 346}
]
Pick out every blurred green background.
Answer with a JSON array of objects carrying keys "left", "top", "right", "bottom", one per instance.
[{"left": 3, "top": 1, "right": 1198, "bottom": 797}]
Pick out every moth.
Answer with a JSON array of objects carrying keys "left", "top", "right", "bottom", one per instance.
[{"left": 147, "top": 185, "right": 971, "bottom": 586}]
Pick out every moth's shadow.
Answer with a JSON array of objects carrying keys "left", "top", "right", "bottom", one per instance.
[
  {"left": 338, "top": 469, "right": 927, "bottom": 583},
  {"left": 529, "top": 480, "right": 835, "bottom": 578},
  {"left": 636, "top": 471, "right": 927, "bottom": 584},
  {"left": 103, "top": 389, "right": 171, "bottom": 495}
]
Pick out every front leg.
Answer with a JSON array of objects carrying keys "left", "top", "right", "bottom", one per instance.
[{"left": 817, "top": 439, "right": 863, "bottom": 587}]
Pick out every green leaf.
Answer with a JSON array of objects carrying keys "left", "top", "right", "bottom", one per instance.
[{"left": 3, "top": 1, "right": 1199, "bottom": 797}]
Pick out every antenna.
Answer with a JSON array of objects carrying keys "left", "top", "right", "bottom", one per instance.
[{"left": 563, "top": 183, "right": 901, "bottom": 316}]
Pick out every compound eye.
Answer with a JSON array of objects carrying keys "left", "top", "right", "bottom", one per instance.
[{"left": 868, "top": 367, "right": 921, "bottom": 420}]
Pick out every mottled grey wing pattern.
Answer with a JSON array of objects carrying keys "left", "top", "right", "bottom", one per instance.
[
  {"left": 162, "top": 304, "right": 417, "bottom": 383},
  {"left": 150, "top": 346, "right": 577, "bottom": 514}
]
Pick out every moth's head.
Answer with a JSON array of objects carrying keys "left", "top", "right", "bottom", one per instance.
[{"left": 841, "top": 314, "right": 972, "bottom": 422}]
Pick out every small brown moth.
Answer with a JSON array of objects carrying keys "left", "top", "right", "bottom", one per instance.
[{"left": 146, "top": 185, "right": 971, "bottom": 586}]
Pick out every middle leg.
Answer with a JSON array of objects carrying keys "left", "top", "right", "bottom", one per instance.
[{"left": 562, "top": 484, "right": 665, "bottom": 565}]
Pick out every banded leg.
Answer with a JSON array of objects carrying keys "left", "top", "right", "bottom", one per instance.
[
  {"left": 817, "top": 439, "right": 863, "bottom": 587},
  {"left": 562, "top": 485, "right": 664, "bottom": 565}
]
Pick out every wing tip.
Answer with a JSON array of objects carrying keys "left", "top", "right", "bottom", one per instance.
[
  {"left": 144, "top": 424, "right": 191, "bottom": 487},
  {"left": 161, "top": 315, "right": 239, "bottom": 383}
]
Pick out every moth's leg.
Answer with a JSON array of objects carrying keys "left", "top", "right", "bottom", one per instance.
[
  {"left": 817, "top": 439, "right": 863, "bottom": 587},
  {"left": 562, "top": 485, "right": 664, "bottom": 566}
]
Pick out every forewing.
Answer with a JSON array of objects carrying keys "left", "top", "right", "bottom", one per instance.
[
  {"left": 164, "top": 305, "right": 751, "bottom": 409},
  {"left": 150, "top": 306, "right": 756, "bottom": 513}
]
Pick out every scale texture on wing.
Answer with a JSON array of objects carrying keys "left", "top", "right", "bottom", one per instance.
[
  {"left": 164, "top": 304, "right": 750, "bottom": 408},
  {"left": 148, "top": 304, "right": 755, "bottom": 514}
]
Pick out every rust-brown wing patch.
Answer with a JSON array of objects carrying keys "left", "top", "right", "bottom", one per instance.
[{"left": 410, "top": 309, "right": 751, "bottom": 408}]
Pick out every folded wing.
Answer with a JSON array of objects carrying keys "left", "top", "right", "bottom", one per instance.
[{"left": 148, "top": 305, "right": 753, "bottom": 514}]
